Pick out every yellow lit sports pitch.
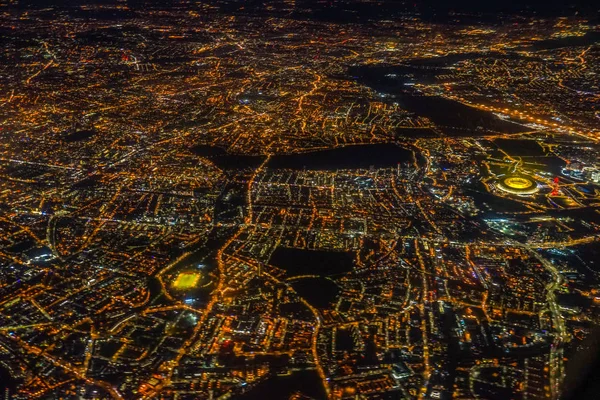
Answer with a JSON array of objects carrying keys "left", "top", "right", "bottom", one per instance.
[{"left": 173, "top": 272, "right": 201, "bottom": 290}]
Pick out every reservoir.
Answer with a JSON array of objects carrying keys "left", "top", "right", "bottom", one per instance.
[
  {"left": 267, "top": 143, "right": 415, "bottom": 170},
  {"left": 269, "top": 247, "right": 354, "bottom": 277}
]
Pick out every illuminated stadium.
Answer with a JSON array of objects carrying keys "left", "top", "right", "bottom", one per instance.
[{"left": 496, "top": 175, "right": 539, "bottom": 195}]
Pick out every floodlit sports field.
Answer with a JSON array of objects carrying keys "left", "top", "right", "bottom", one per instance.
[{"left": 173, "top": 272, "right": 201, "bottom": 290}]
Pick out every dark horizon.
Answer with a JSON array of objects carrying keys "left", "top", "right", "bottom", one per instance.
[{"left": 9, "top": 0, "right": 600, "bottom": 18}]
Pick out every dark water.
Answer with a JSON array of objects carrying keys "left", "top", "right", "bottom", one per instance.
[
  {"left": 191, "top": 145, "right": 266, "bottom": 170},
  {"left": 395, "top": 95, "right": 526, "bottom": 135},
  {"left": 348, "top": 54, "right": 493, "bottom": 84},
  {"left": 267, "top": 143, "right": 414, "bottom": 170},
  {"left": 270, "top": 247, "right": 354, "bottom": 277},
  {"left": 349, "top": 63, "right": 450, "bottom": 86},
  {"left": 190, "top": 144, "right": 227, "bottom": 157},
  {"left": 528, "top": 31, "right": 600, "bottom": 51},
  {"left": 395, "top": 127, "right": 440, "bottom": 138},
  {"left": 63, "top": 130, "right": 95, "bottom": 142},
  {"left": 240, "top": 369, "right": 326, "bottom": 400},
  {"left": 211, "top": 155, "right": 266, "bottom": 170},
  {"left": 291, "top": 277, "right": 339, "bottom": 308},
  {"left": 349, "top": 64, "right": 439, "bottom": 90},
  {"left": 350, "top": 65, "right": 528, "bottom": 136}
]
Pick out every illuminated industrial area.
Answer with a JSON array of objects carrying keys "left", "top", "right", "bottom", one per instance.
[{"left": 0, "top": 0, "right": 599, "bottom": 399}]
